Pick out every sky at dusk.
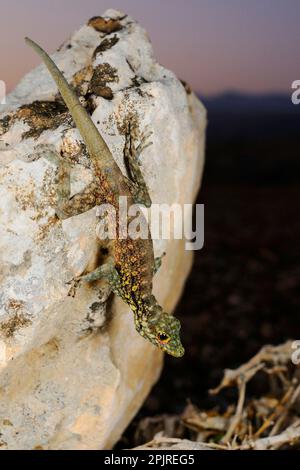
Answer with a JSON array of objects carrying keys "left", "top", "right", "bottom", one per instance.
[{"left": 0, "top": 0, "right": 299, "bottom": 96}]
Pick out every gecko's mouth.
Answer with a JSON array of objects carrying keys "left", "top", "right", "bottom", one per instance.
[{"left": 161, "top": 344, "right": 185, "bottom": 358}]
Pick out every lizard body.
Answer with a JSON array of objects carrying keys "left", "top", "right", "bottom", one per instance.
[{"left": 25, "top": 37, "right": 184, "bottom": 357}]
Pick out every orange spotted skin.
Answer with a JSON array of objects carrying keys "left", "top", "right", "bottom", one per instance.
[
  {"left": 25, "top": 36, "right": 184, "bottom": 357},
  {"left": 91, "top": 165, "right": 155, "bottom": 314},
  {"left": 114, "top": 236, "right": 154, "bottom": 315}
]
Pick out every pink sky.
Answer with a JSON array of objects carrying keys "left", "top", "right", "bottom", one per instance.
[{"left": 0, "top": 0, "right": 299, "bottom": 95}]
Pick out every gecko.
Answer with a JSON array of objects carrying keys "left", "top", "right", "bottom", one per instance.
[{"left": 25, "top": 37, "right": 184, "bottom": 357}]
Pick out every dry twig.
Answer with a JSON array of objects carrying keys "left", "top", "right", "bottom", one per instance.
[{"left": 129, "top": 340, "right": 300, "bottom": 451}]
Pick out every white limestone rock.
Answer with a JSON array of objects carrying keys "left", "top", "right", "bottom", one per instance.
[{"left": 0, "top": 9, "right": 206, "bottom": 449}]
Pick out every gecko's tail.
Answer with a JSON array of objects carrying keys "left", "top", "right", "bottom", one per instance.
[{"left": 24, "top": 37, "right": 119, "bottom": 179}]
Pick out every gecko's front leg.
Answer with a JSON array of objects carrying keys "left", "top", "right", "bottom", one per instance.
[
  {"left": 78, "top": 257, "right": 115, "bottom": 283},
  {"left": 75, "top": 257, "right": 123, "bottom": 295},
  {"left": 153, "top": 252, "right": 166, "bottom": 274}
]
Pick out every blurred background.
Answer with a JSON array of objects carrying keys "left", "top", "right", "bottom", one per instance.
[{"left": 1, "top": 0, "right": 299, "bottom": 446}]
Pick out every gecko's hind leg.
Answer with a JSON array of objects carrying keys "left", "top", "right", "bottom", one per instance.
[
  {"left": 44, "top": 149, "right": 101, "bottom": 219},
  {"left": 123, "top": 120, "right": 152, "bottom": 207}
]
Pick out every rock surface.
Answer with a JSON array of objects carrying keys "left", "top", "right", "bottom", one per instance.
[{"left": 0, "top": 10, "right": 206, "bottom": 449}]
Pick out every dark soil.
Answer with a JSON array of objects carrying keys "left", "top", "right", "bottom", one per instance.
[{"left": 117, "top": 183, "right": 300, "bottom": 447}]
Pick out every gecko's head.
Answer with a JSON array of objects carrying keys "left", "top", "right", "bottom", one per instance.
[{"left": 137, "top": 312, "right": 185, "bottom": 358}]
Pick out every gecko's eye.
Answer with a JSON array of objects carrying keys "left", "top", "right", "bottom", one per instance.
[{"left": 157, "top": 332, "right": 170, "bottom": 344}]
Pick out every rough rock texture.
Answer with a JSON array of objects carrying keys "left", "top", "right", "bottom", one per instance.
[{"left": 0, "top": 10, "right": 206, "bottom": 449}]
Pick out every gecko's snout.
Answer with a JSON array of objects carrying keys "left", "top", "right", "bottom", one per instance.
[{"left": 140, "top": 312, "right": 185, "bottom": 358}]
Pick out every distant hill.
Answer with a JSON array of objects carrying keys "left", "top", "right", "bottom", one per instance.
[
  {"left": 199, "top": 91, "right": 300, "bottom": 115},
  {"left": 196, "top": 92, "right": 300, "bottom": 185}
]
